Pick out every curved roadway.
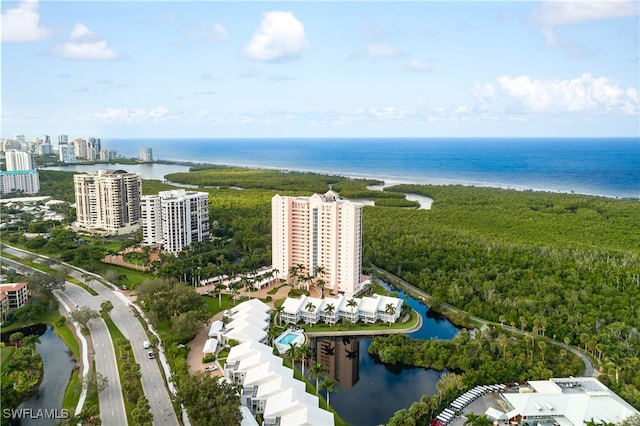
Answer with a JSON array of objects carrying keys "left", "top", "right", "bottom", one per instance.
[{"left": 1, "top": 246, "right": 180, "bottom": 426}]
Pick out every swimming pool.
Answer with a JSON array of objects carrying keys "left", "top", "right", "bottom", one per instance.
[
  {"left": 274, "top": 328, "right": 306, "bottom": 354},
  {"left": 277, "top": 333, "right": 298, "bottom": 345}
]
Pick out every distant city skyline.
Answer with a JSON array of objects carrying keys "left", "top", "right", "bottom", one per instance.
[{"left": 1, "top": 0, "right": 639, "bottom": 138}]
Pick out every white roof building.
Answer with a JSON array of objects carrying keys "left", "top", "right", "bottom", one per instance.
[
  {"left": 202, "top": 338, "right": 218, "bottom": 354},
  {"left": 281, "top": 293, "right": 402, "bottom": 326},
  {"left": 223, "top": 332, "right": 334, "bottom": 426},
  {"left": 500, "top": 377, "right": 639, "bottom": 425},
  {"left": 208, "top": 320, "right": 224, "bottom": 337}
]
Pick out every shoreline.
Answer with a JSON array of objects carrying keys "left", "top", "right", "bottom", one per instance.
[{"left": 43, "top": 160, "right": 639, "bottom": 201}]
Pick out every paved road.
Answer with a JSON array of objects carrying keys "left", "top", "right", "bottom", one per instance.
[
  {"left": 1, "top": 255, "right": 128, "bottom": 426},
  {"left": 1, "top": 246, "right": 180, "bottom": 426}
]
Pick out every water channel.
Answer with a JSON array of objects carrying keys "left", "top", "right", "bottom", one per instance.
[
  {"left": 309, "top": 284, "right": 459, "bottom": 426},
  {"left": 15, "top": 326, "right": 76, "bottom": 426}
]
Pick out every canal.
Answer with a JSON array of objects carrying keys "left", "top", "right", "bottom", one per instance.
[{"left": 16, "top": 325, "right": 76, "bottom": 426}]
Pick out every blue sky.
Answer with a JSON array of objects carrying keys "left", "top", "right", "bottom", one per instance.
[{"left": 2, "top": 0, "right": 639, "bottom": 138}]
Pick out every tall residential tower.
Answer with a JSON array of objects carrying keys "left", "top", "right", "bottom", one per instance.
[
  {"left": 272, "top": 190, "right": 364, "bottom": 297},
  {"left": 74, "top": 169, "right": 142, "bottom": 235},
  {"left": 141, "top": 189, "right": 210, "bottom": 253}
]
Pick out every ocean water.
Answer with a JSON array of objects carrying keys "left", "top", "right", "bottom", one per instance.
[{"left": 102, "top": 138, "right": 640, "bottom": 199}]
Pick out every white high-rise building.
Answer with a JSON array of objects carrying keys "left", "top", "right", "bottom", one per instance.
[
  {"left": 141, "top": 189, "right": 210, "bottom": 253},
  {"left": 0, "top": 170, "right": 40, "bottom": 195},
  {"left": 5, "top": 150, "right": 35, "bottom": 171},
  {"left": 74, "top": 169, "right": 142, "bottom": 235},
  {"left": 272, "top": 190, "right": 364, "bottom": 297}
]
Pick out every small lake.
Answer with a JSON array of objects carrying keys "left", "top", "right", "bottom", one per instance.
[
  {"left": 16, "top": 326, "right": 76, "bottom": 426},
  {"left": 310, "top": 282, "right": 459, "bottom": 426}
]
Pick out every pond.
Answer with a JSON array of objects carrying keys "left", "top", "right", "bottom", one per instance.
[
  {"left": 16, "top": 325, "right": 76, "bottom": 426},
  {"left": 308, "top": 282, "right": 459, "bottom": 426}
]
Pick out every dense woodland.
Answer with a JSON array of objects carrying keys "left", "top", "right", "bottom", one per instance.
[{"left": 20, "top": 166, "right": 640, "bottom": 412}]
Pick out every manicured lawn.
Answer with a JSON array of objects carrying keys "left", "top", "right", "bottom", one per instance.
[{"left": 203, "top": 294, "right": 235, "bottom": 316}]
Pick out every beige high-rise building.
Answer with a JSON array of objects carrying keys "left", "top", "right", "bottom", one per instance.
[
  {"left": 272, "top": 190, "right": 364, "bottom": 297},
  {"left": 74, "top": 169, "right": 142, "bottom": 235}
]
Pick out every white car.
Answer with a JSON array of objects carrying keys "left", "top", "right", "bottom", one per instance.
[
  {"left": 205, "top": 365, "right": 217, "bottom": 371},
  {"left": 143, "top": 341, "right": 151, "bottom": 349}
]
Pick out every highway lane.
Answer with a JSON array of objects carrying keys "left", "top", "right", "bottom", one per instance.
[
  {"left": 1, "top": 247, "right": 180, "bottom": 426},
  {"left": 69, "top": 272, "right": 180, "bottom": 426}
]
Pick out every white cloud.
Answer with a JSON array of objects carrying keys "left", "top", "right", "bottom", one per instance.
[
  {"left": 52, "top": 23, "right": 117, "bottom": 60},
  {"left": 244, "top": 11, "right": 308, "bottom": 62},
  {"left": 94, "top": 107, "right": 170, "bottom": 123},
  {"left": 472, "top": 82, "right": 495, "bottom": 110},
  {"left": 1, "top": 0, "right": 51, "bottom": 42},
  {"left": 70, "top": 23, "right": 94, "bottom": 40},
  {"left": 404, "top": 59, "right": 432, "bottom": 73},
  {"left": 532, "top": 0, "right": 639, "bottom": 26},
  {"left": 496, "top": 73, "right": 639, "bottom": 114}
]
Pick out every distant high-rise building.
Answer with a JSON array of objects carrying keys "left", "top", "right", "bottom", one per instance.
[
  {"left": 139, "top": 146, "right": 153, "bottom": 162},
  {"left": 141, "top": 189, "right": 210, "bottom": 253},
  {"left": 88, "top": 137, "right": 101, "bottom": 153},
  {"left": 39, "top": 138, "right": 53, "bottom": 156},
  {"left": 5, "top": 150, "right": 35, "bottom": 171},
  {"left": 73, "top": 138, "right": 87, "bottom": 159},
  {"left": 272, "top": 190, "right": 364, "bottom": 297},
  {"left": 100, "top": 148, "right": 117, "bottom": 161},
  {"left": 59, "top": 144, "right": 76, "bottom": 163},
  {"left": 58, "top": 134, "right": 68, "bottom": 144},
  {"left": 86, "top": 146, "right": 97, "bottom": 162},
  {"left": 74, "top": 169, "right": 142, "bottom": 235}
]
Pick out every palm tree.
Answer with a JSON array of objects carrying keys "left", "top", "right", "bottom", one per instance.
[
  {"left": 309, "top": 362, "right": 325, "bottom": 396},
  {"left": 274, "top": 304, "right": 285, "bottom": 326},
  {"left": 384, "top": 303, "right": 396, "bottom": 325},
  {"left": 298, "top": 343, "right": 310, "bottom": 377},
  {"left": 346, "top": 298, "right": 358, "bottom": 325},
  {"left": 289, "top": 265, "right": 299, "bottom": 287},
  {"left": 305, "top": 302, "right": 316, "bottom": 324},
  {"left": 324, "top": 303, "right": 336, "bottom": 327},
  {"left": 285, "top": 342, "right": 300, "bottom": 369},
  {"left": 464, "top": 414, "right": 493, "bottom": 426},
  {"left": 320, "top": 378, "right": 338, "bottom": 408},
  {"left": 316, "top": 279, "right": 325, "bottom": 298},
  {"left": 214, "top": 282, "right": 226, "bottom": 307}
]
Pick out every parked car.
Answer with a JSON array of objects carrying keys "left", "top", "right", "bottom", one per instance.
[
  {"left": 147, "top": 351, "right": 155, "bottom": 359},
  {"left": 205, "top": 365, "right": 217, "bottom": 371},
  {"left": 143, "top": 340, "right": 151, "bottom": 349}
]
